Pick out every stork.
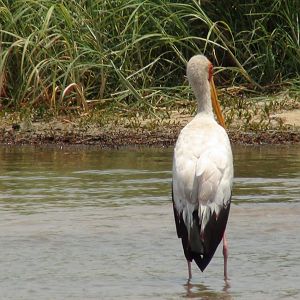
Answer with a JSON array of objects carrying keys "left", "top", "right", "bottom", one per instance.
[{"left": 172, "top": 55, "right": 233, "bottom": 281}]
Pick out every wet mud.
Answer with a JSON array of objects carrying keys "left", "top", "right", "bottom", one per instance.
[
  {"left": 0, "top": 120, "right": 299, "bottom": 147},
  {"left": 0, "top": 121, "right": 300, "bottom": 148}
]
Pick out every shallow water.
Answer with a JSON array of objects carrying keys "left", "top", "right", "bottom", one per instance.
[{"left": 0, "top": 145, "right": 299, "bottom": 299}]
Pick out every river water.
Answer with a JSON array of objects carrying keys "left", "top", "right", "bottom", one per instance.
[{"left": 0, "top": 145, "right": 299, "bottom": 299}]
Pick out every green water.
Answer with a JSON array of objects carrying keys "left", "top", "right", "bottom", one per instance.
[{"left": 0, "top": 145, "right": 299, "bottom": 299}]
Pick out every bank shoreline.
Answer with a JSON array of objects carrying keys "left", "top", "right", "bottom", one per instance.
[{"left": 1, "top": 124, "right": 299, "bottom": 148}]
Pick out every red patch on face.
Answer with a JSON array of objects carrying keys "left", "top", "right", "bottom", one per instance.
[{"left": 208, "top": 62, "right": 213, "bottom": 82}]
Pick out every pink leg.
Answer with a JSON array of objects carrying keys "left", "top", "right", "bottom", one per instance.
[
  {"left": 187, "top": 260, "right": 192, "bottom": 281},
  {"left": 223, "top": 232, "right": 229, "bottom": 280}
]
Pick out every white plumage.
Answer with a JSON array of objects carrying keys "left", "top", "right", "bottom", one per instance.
[{"left": 172, "top": 55, "right": 233, "bottom": 281}]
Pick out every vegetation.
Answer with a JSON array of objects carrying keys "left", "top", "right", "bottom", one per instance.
[{"left": 0, "top": 0, "right": 300, "bottom": 118}]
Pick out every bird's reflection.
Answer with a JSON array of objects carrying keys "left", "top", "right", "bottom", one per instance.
[{"left": 183, "top": 279, "right": 232, "bottom": 299}]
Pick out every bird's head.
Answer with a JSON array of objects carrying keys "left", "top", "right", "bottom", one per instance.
[
  {"left": 186, "top": 55, "right": 225, "bottom": 128},
  {"left": 187, "top": 55, "right": 212, "bottom": 85}
]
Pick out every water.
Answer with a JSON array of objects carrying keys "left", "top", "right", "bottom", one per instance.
[{"left": 0, "top": 145, "right": 299, "bottom": 299}]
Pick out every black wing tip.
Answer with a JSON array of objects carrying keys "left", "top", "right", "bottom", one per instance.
[
  {"left": 172, "top": 183, "right": 231, "bottom": 272},
  {"left": 193, "top": 254, "right": 212, "bottom": 272},
  {"left": 176, "top": 205, "right": 231, "bottom": 272},
  {"left": 171, "top": 186, "right": 183, "bottom": 238},
  {"left": 195, "top": 203, "right": 231, "bottom": 271}
]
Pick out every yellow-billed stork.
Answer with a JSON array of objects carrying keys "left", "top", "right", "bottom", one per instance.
[{"left": 172, "top": 55, "right": 233, "bottom": 281}]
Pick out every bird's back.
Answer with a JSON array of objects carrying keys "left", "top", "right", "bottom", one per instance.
[{"left": 172, "top": 114, "right": 233, "bottom": 271}]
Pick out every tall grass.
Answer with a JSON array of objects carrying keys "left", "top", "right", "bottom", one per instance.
[{"left": 0, "top": 0, "right": 299, "bottom": 114}]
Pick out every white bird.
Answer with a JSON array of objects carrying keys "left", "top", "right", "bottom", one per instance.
[{"left": 172, "top": 55, "right": 233, "bottom": 281}]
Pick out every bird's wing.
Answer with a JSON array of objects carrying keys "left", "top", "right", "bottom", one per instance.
[
  {"left": 173, "top": 127, "right": 233, "bottom": 209},
  {"left": 194, "top": 147, "right": 232, "bottom": 232},
  {"left": 173, "top": 145, "right": 232, "bottom": 229}
]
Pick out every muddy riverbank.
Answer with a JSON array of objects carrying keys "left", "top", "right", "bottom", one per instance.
[{"left": 0, "top": 116, "right": 299, "bottom": 147}]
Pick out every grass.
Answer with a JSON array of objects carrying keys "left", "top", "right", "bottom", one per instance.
[{"left": 0, "top": 0, "right": 300, "bottom": 120}]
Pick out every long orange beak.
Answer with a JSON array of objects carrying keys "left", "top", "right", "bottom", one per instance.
[{"left": 210, "top": 77, "right": 225, "bottom": 128}]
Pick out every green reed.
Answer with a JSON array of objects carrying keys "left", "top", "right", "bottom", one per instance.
[{"left": 0, "top": 0, "right": 299, "bottom": 114}]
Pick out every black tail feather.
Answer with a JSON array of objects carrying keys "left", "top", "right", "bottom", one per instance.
[
  {"left": 172, "top": 188, "right": 231, "bottom": 272},
  {"left": 192, "top": 204, "right": 230, "bottom": 271}
]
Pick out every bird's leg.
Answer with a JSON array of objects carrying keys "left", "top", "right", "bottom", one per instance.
[
  {"left": 223, "top": 232, "right": 229, "bottom": 281},
  {"left": 187, "top": 260, "right": 192, "bottom": 281}
]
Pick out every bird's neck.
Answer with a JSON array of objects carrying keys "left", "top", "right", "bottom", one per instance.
[{"left": 194, "top": 81, "right": 213, "bottom": 116}]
